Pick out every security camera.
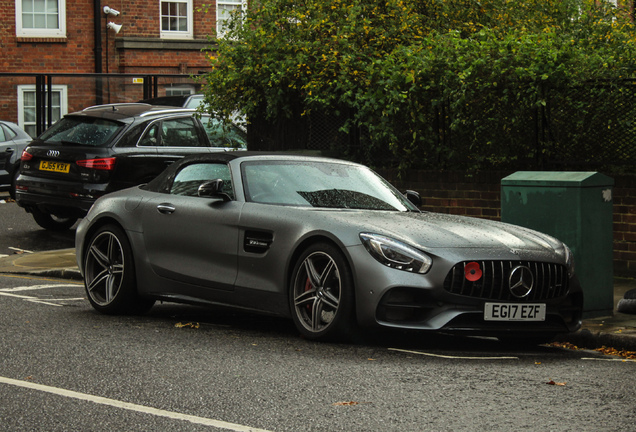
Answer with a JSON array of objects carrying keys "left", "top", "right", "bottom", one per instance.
[{"left": 103, "top": 6, "right": 120, "bottom": 16}]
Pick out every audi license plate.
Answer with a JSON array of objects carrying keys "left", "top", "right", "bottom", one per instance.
[
  {"left": 39, "top": 160, "right": 70, "bottom": 173},
  {"left": 484, "top": 303, "right": 546, "bottom": 321}
]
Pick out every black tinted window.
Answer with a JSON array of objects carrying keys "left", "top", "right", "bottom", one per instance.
[
  {"left": 160, "top": 117, "right": 204, "bottom": 147},
  {"left": 40, "top": 117, "right": 123, "bottom": 147},
  {"left": 139, "top": 124, "right": 160, "bottom": 147}
]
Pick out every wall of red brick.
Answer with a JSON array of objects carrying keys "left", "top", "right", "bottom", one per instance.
[
  {"left": 0, "top": 1, "right": 216, "bottom": 75},
  {"left": 105, "top": 0, "right": 216, "bottom": 38},
  {"left": 0, "top": 1, "right": 95, "bottom": 72},
  {"left": 0, "top": 1, "right": 217, "bottom": 124},
  {"left": 379, "top": 169, "right": 636, "bottom": 278},
  {"left": 613, "top": 175, "right": 636, "bottom": 276}
]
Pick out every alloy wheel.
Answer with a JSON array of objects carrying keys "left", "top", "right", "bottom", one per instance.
[
  {"left": 292, "top": 251, "right": 342, "bottom": 333},
  {"left": 85, "top": 231, "right": 125, "bottom": 306}
]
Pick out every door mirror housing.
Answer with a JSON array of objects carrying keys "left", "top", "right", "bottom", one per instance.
[
  {"left": 198, "top": 179, "right": 231, "bottom": 201},
  {"left": 404, "top": 189, "right": 422, "bottom": 207}
]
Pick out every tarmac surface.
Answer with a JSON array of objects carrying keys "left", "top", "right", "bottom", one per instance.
[{"left": 1, "top": 248, "right": 635, "bottom": 351}]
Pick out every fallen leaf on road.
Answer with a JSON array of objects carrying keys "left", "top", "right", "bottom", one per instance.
[
  {"left": 175, "top": 322, "right": 199, "bottom": 329},
  {"left": 333, "top": 401, "right": 371, "bottom": 406},
  {"left": 594, "top": 346, "right": 636, "bottom": 360},
  {"left": 549, "top": 342, "right": 581, "bottom": 350},
  {"left": 546, "top": 380, "right": 567, "bottom": 386}
]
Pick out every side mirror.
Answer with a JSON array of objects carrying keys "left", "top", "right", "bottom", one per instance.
[
  {"left": 198, "top": 179, "right": 231, "bottom": 201},
  {"left": 404, "top": 189, "right": 421, "bottom": 207}
]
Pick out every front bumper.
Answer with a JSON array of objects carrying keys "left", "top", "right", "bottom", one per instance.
[{"left": 349, "top": 246, "right": 584, "bottom": 336}]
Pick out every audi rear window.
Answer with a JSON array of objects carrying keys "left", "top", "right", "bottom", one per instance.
[{"left": 39, "top": 117, "right": 124, "bottom": 147}]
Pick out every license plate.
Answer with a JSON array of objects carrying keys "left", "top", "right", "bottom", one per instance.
[
  {"left": 39, "top": 160, "right": 70, "bottom": 173},
  {"left": 484, "top": 303, "right": 546, "bottom": 321}
]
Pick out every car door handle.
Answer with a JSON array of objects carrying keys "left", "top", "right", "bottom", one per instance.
[{"left": 156, "top": 203, "right": 176, "bottom": 214}]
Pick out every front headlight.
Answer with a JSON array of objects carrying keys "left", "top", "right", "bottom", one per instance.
[{"left": 360, "top": 233, "right": 432, "bottom": 274}]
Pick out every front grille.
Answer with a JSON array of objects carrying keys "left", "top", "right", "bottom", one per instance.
[{"left": 443, "top": 261, "right": 568, "bottom": 301}]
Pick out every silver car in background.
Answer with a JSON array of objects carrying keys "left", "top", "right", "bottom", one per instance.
[
  {"left": 75, "top": 153, "right": 583, "bottom": 343},
  {"left": 0, "top": 120, "right": 32, "bottom": 198}
]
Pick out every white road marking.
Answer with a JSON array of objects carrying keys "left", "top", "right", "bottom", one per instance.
[
  {"left": 0, "top": 284, "right": 81, "bottom": 292},
  {"left": 581, "top": 357, "right": 636, "bottom": 363},
  {"left": 0, "top": 284, "right": 84, "bottom": 306},
  {"left": 0, "top": 292, "right": 37, "bottom": 300},
  {"left": 8, "top": 247, "right": 34, "bottom": 253},
  {"left": 389, "top": 347, "right": 519, "bottom": 360},
  {"left": 0, "top": 283, "right": 82, "bottom": 293},
  {"left": 0, "top": 376, "right": 272, "bottom": 431}
]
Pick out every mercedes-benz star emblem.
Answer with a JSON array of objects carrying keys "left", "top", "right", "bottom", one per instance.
[{"left": 508, "top": 265, "right": 534, "bottom": 298}]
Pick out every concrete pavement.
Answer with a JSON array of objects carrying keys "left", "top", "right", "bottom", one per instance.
[{"left": 1, "top": 248, "right": 635, "bottom": 351}]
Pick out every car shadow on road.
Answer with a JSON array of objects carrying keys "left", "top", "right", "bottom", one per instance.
[{"left": 117, "top": 302, "right": 566, "bottom": 356}]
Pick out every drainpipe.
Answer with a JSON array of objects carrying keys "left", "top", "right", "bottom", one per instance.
[{"left": 94, "top": 0, "right": 104, "bottom": 105}]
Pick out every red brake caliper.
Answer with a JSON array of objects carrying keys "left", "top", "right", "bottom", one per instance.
[{"left": 304, "top": 277, "right": 312, "bottom": 313}]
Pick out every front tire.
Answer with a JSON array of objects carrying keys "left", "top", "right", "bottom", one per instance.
[
  {"left": 31, "top": 207, "right": 77, "bottom": 231},
  {"left": 289, "top": 242, "right": 355, "bottom": 341},
  {"left": 84, "top": 224, "right": 154, "bottom": 315}
]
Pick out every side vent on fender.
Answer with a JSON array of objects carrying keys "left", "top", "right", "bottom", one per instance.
[{"left": 244, "top": 230, "right": 273, "bottom": 253}]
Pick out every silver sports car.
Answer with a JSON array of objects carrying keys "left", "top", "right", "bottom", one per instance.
[{"left": 75, "top": 153, "right": 583, "bottom": 343}]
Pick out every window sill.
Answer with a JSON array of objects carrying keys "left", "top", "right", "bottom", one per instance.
[
  {"left": 115, "top": 37, "right": 213, "bottom": 50},
  {"left": 17, "top": 37, "right": 68, "bottom": 43}
]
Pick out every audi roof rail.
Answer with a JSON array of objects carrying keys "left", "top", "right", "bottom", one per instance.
[
  {"left": 82, "top": 103, "right": 152, "bottom": 111},
  {"left": 138, "top": 108, "right": 197, "bottom": 117}
]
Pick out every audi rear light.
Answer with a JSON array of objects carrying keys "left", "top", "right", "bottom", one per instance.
[
  {"left": 76, "top": 157, "right": 117, "bottom": 171},
  {"left": 21, "top": 150, "right": 33, "bottom": 161}
]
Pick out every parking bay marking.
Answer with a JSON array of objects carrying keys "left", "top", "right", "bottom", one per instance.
[
  {"left": 0, "top": 376, "right": 272, "bottom": 432},
  {"left": 0, "top": 284, "right": 85, "bottom": 306},
  {"left": 389, "top": 348, "right": 519, "bottom": 360}
]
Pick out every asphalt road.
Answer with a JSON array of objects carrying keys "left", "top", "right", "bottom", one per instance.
[
  {"left": 1, "top": 274, "right": 636, "bottom": 431},
  {"left": 0, "top": 192, "right": 75, "bottom": 255},
  {"left": 2, "top": 191, "right": 636, "bottom": 431}
]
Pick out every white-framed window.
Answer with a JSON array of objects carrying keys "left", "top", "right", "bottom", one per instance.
[
  {"left": 160, "top": 0, "right": 193, "bottom": 39},
  {"left": 15, "top": 0, "right": 66, "bottom": 38},
  {"left": 217, "top": 0, "right": 247, "bottom": 38},
  {"left": 17, "top": 85, "right": 68, "bottom": 138},
  {"left": 166, "top": 85, "right": 195, "bottom": 96}
]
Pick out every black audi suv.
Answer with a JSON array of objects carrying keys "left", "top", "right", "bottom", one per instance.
[{"left": 15, "top": 103, "right": 246, "bottom": 230}]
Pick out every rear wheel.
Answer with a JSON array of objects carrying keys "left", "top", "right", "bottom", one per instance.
[
  {"left": 289, "top": 243, "right": 356, "bottom": 341},
  {"left": 84, "top": 224, "right": 154, "bottom": 315},
  {"left": 31, "top": 207, "right": 77, "bottom": 231}
]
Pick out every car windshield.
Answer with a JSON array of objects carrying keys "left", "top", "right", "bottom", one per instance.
[
  {"left": 241, "top": 160, "right": 417, "bottom": 211},
  {"left": 39, "top": 117, "right": 124, "bottom": 147}
]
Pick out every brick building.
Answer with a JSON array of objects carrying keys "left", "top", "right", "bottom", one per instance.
[{"left": 0, "top": 0, "right": 243, "bottom": 136}]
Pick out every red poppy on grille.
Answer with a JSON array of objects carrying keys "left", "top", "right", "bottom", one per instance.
[{"left": 464, "top": 262, "right": 482, "bottom": 281}]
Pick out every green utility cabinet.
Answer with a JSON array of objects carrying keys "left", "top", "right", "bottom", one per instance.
[{"left": 501, "top": 172, "right": 614, "bottom": 317}]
